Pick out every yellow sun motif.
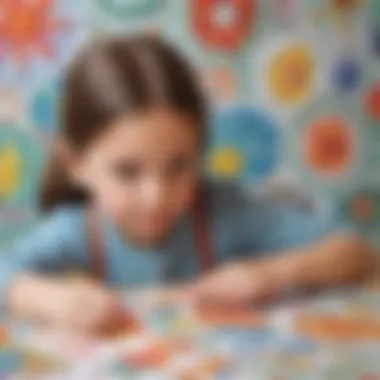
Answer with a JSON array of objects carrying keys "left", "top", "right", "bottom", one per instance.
[
  {"left": 266, "top": 43, "right": 316, "bottom": 106},
  {"left": 209, "top": 148, "right": 243, "bottom": 177},
  {"left": 0, "top": 144, "right": 22, "bottom": 199}
]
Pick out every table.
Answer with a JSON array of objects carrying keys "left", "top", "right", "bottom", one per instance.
[{"left": 2, "top": 276, "right": 380, "bottom": 379}]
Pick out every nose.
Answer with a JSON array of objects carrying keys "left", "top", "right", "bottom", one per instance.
[{"left": 140, "top": 178, "right": 168, "bottom": 212}]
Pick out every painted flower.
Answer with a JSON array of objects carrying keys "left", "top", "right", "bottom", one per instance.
[
  {"left": 266, "top": 43, "right": 316, "bottom": 106},
  {"left": 0, "top": 125, "right": 43, "bottom": 203},
  {"left": 208, "top": 106, "right": 279, "bottom": 182},
  {"left": 339, "top": 189, "right": 380, "bottom": 231},
  {"left": 332, "top": 57, "right": 361, "bottom": 92},
  {"left": 364, "top": 83, "right": 380, "bottom": 121},
  {"left": 303, "top": 115, "right": 354, "bottom": 177}
]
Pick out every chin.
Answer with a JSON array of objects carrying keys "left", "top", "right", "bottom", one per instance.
[{"left": 135, "top": 224, "right": 171, "bottom": 242}]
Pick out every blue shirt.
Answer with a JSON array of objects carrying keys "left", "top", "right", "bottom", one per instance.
[{"left": 0, "top": 181, "right": 343, "bottom": 290}]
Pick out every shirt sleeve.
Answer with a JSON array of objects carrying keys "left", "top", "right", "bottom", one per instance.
[
  {"left": 0, "top": 207, "right": 85, "bottom": 306},
  {"left": 236, "top": 190, "right": 350, "bottom": 256}
]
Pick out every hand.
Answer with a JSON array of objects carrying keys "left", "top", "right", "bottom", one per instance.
[
  {"left": 189, "top": 261, "right": 280, "bottom": 307},
  {"left": 12, "top": 276, "right": 129, "bottom": 335},
  {"left": 47, "top": 279, "right": 129, "bottom": 334}
]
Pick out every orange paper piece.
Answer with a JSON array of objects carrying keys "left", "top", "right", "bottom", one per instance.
[
  {"left": 122, "top": 341, "right": 173, "bottom": 369},
  {"left": 0, "top": 326, "right": 9, "bottom": 346},
  {"left": 196, "top": 305, "right": 266, "bottom": 327},
  {"left": 296, "top": 314, "right": 380, "bottom": 341}
]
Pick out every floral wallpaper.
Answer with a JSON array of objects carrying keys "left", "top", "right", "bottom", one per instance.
[{"left": 0, "top": 0, "right": 380, "bottom": 247}]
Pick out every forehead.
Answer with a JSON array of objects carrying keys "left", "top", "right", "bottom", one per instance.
[{"left": 88, "top": 108, "right": 199, "bottom": 160}]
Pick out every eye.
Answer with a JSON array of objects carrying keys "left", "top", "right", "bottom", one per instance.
[{"left": 112, "top": 161, "right": 141, "bottom": 181}]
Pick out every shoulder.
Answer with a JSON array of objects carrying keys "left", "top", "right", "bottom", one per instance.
[
  {"left": 2, "top": 205, "right": 88, "bottom": 259},
  {"left": 36, "top": 204, "right": 87, "bottom": 246},
  {"left": 43, "top": 204, "right": 86, "bottom": 229}
]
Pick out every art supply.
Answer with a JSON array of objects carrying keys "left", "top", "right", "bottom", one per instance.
[{"left": 3, "top": 285, "right": 380, "bottom": 379}]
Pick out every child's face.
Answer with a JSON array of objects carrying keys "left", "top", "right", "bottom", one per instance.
[{"left": 72, "top": 108, "right": 200, "bottom": 241}]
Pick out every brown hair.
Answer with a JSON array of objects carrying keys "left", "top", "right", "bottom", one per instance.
[{"left": 39, "top": 34, "right": 207, "bottom": 212}]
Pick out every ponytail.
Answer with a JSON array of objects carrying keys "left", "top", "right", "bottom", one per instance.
[{"left": 39, "top": 149, "right": 88, "bottom": 213}]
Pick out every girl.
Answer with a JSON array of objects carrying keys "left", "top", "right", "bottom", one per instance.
[{"left": 2, "top": 35, "right": 375, "bottom": 333}]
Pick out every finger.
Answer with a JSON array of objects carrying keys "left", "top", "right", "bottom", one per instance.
[{"left": 196, "top": 281, "right": 256, "bottom": 308}]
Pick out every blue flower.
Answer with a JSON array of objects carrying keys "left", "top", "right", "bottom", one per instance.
[
  {"left": 208, "top": 106, "right": 279, "bottom": 182},
  {"left": 332, "top": 57, "right": 361, "bottom": 92}
]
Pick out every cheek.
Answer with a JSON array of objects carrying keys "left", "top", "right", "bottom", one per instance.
[
  {"left": 89, "top": 171, "right": 134, "bottom": 213},
  {"left": 168, "top": 175, "right": 198, "bottom": 212}
]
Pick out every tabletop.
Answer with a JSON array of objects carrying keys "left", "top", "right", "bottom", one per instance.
[{"left": 2, "top": 274, "right": 380, "bottom": 379}]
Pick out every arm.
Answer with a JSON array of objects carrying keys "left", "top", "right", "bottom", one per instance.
[
  {"left": 0, "top": 209, "right": 84, "bottom": 318},
  {"left": 192, "top": 184, "right": 376, "bottom": 304},
  {"left": 253, "top": 233, "right": 376, "bottom": 291}
]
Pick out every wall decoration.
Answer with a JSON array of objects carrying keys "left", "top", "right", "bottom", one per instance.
[
  {"left": 372, "top": 25, "right": 380, "bottom": 57},
  {"left": 202, "top": 67, "right": 238, "bottom": 103},
  {"left": 97, "top": 0, "right": 162, "bottom": 20},
  {"left": 0, "top": 0, "right": 69, "bottom": 68},
  {"left": 273, "top": 0, "right": 298, "bottom": 27},
  {"left": 29, "top": 84, "right": 59, "bottom": 133},
  {"left": 267, "top": 42, "right": 316, "bottom": 106},
  {"left": 0, "top": 88, "right": 26, "bottom": 125},
  {"left": 339, "top": 189, "right": 380, "bottom": 231},
  {"left": 332, "top": 56, "right": 361, "bottom": 92},
  {"left": 253, "top": 38, "right": 318, "bottom": 113},
  {"left": 289, "top": 96, "right": 363, "bottom": 198},
  {"left": 0, "top": 144, "right": 22, "bottom": 201},
  {"left": 364, "top": 83, "right": 380, "bottom": 121},
  {"left": 208, "top": 107, "right": 279, "bottom": 182},
  {"left": 208, "top": 147, "right": 243, "bottom": 178},
  {"left": 349, "top": 193, "right": 376, "bottom": 224},
  {"left": 313, "top": 0, "right": 366, "bottom": 29},
  {"left": 0, "top": 1, "right": 379, "bottom": 245},
  {"left": 192, "top": 0, "right": 256, "bottom": 52},
  {"left": 0, "top": 126, "right": 43, "bottom": 204},
  {"left": 303, "top": 115, "right": 354, "bottom": 177}
]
